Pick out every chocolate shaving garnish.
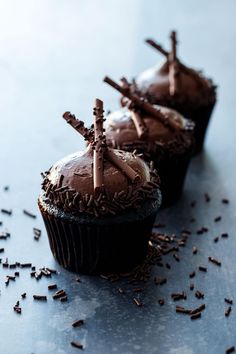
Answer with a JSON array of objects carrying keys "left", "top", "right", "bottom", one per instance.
[
  {"left": 52, "top": 289, "right": 66, "bottom": 299},
  {"left": 190, "top": 304, "right": 206, "bottom": 315},
  {"left": 70, "top": 341, "right": 83, "bottom": 350},
  {"left": 208, "top": 256, "right": 221, "bottom": 266},
  {"left": 23, "top": 209, "right": 36, "bottom": 219},
  {"left": 106, "top": 148, "right": 140, "bottom": 183},
  {"left": 130, "top": 110, "right": 148, "bottom": 139},
  {"left": 72, "top": 319, "right": 84, "bottom": 328},
  {"left": 176, "top": 306, "right": 191, "bottom": 314},
  {"left": 168, "top": 30, "right": 179, "bottom": 95},
  {"left": 103, "top": 76, "right": 180, "bottom": 131},
  {"left": 93, "top": 98, "right": 105, "bottom": 193},
  {"left": 63, "top": 112, "right": 93, "bottom": 142},
  {"left": 60, "top": 296, "right": 68, "bottom": 302},
  {"left": 145, "top": 38, "right": 169, "bottom": 57}
]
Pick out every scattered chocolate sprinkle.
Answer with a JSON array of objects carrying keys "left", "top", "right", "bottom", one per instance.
[
  {"left": 222, "top": 233, "right": 229, "bottom": 238},
  {"left": 21, "top": 293, "right": 26, "bottom": 299},
  {"left": 52, "top": 289, "right": 66, "bottom": 300},
  {"left": 225, "top": 306, "right": 232, "bottom": 317},
  {"left": 21, "top": 263, "right": 32, "bottom": 268},
  {"left": 1, "top": 209, "right": 12, "bottom": 215},
  {"left": 117, "top": 287, "right": 125, "bottom": 294},
  {"left": 76, "top": 277, "right": 81, "bottom": 282},
  {"left": 33, "top": 295, "right": 47, "bottom": 301},
  {"left": 60, "top": 296, "right": 68, "bottom": 302},
  {"left": 214, "top": 237, "right": 219, "bottom": 243},
  {"left": 158, "top": 299, "right": 165, "bottom": 306},
  {"left": 181, "top": 229, "right": 191, "bottom": 235},
  {"left": 225, "top": 298, "right": 233, "bottom": 305},
  {"left": 204, "top": 193, "right": 210, "bottom": 202},
  {"left": 195, "top": 290, "right": 204, "bottom": 299},
  {"left": 166, "top": 263, "right": 171, "bottom": 269},
  {"left": 10, "top": 264, "right": 16, "bottom": 269},
  {"left": 208, "top": 256, "right": 221, "bottom": 266},
  {"left": 23, "top": 209, "right": 36, "bottom": 219},
  {"left": 0, "top": 248, "right": 4, "bottom": 253},
  {"left": 176, "top": 306, "right": 191, "bottom": 314},
  {"left": 190, "top": 312, "right": 201, "bottom": 320},
  {"left": 3, "top": 186, "right": 9, "bottom": 191},
  {"left": 222, "top": 198, "right": 229, "bottom": 204},
  {"left": 214, "top": 216, "right": 222, "bottom": 222},
  {"left": 190, "top": 201, "right": 196, "bottom": 207},
  {"left": 190, "top": 283, "right": 194, "bottom": 291},
  {"left": 133, "top": 298, "right": 143, "bottom": 307},
  {"left": 192, "top": 247, "right": 198, "bottom": 255},
  {"left": 70, "top": 341, "right": 83, "bottom": 350},
  {"left": 154, "top": 277, "right": 167, "bottom": 286},
  {"left": 190, "top": 304, "right": 206, "bottom": 315},
  {"left": 199, "top": 266, "right": 207, "bottom": 272},
  {"left": 171, "top": 292, "right": 187, "bottom": 301},
  {"left": 14, "top": 271, "right": 19, "bottom": 277},
  {"left": 173, "top": 253, "right": 180, "bottom": 262},
  {"left": 48, "top": 284, "right": 57, "bottom": 290},
  {"left": 72, "top": 319, "right": 84, "bottom": 328},
  {"left": 226, "top": 346, "right": 235, "bottom": 353},
  {"left": 189, "top": 271, "right": 196, "bottom": 279}
]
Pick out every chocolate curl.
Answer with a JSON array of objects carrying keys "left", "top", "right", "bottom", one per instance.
[
  {"left": 130, "top": 110, "right": 148, "bottom": 139},
  {"left": 168, "top": 31, "right": 179, "bottom": 96},
  {"left": 93, "top": 99, "right": 105, "bottom": 193},
  {"left": 62, "top": 112, "right": 93, "bottom": 142},
  {"left": 145, "top": 38, "right": 169, "bottom": 58},
  {"left": 106, "top": 148, "right": 140, "bottom": 183},
  {"left": 104, "top": 76, "right": 179, "bottom": 131}
]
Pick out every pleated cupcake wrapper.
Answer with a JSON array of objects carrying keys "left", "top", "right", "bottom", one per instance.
[
  {"left": 40, "top": 204, "right": 158, "bottom": 274},
  {"left": 185, "top": 103, "right": 215, "bottom": 154},
  {"left": 155, "top": 154, "right": 192, "bottom": 207}
]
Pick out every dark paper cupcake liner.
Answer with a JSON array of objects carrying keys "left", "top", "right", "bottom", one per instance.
[
  {"left": 39, "top": 192, "right": 161, "bottom": 274},
  {"left": 180, "top": 103, "right": 215, "bottom": 154},
  {"left": 152, "top": 153, "right": 192, "bottom": 207}
]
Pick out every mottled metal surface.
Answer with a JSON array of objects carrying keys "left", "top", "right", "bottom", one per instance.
[{"left": 0, "top": 1, "right": 236, "bottom": 353}]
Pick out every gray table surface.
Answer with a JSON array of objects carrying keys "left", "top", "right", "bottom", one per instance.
[{"left": 0, "top": 1, "right": 236, "bottom": 353}]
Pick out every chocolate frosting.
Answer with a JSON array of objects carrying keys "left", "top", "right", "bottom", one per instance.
[
  {"left": 134, "top": 61, "right": 216, "bottom": 108},
  {"left": 41, "top": 146, "right": 161, "bottom": 217},
  {"left": 105, "top": 106, "right": 194, "bottom": 158}
]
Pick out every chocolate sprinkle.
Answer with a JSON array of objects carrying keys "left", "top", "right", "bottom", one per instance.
[
  {"left": 23, "top": 209, "right": 37, "bottom": 219},
  {"left": 72, "top": 319, "right": 85, "bottom": 328},
  {"left": 199, "top": 266, "right": 207, "bottom": 272},
  {"left": 208, "top": 256, "right": 221, "bottom": 266},
  {"left": 225, "top": 298, "right": 233, "bottom": 305},
  {"left": 226, "top": 346, "right": 235, "bottom": 354},
  {"left": 190, "top": 312, "right": 201, "bottom": 320},
  {"left": 214, "top": 216, "right": 222, "bottom": 222},
  {"left": 70, "top": 341, "right": 83, "bottom": 350},
  {"left": 225, "top": 306, "right": 232, "bottom": 317}
]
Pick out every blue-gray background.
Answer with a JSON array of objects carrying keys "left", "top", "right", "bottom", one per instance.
[{"left": 0, "top": 1, "right": 235, "bottom": 353}]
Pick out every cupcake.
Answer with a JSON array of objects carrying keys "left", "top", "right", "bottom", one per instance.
[
  {"left": 38, "top": 99, "right": 161, "bottom": 274},
  {"left": 124, "top": 31, "right": 217, "bottom": 153},
  {"left": 104, "top": 76, "right": 195, "bottom": 206}
]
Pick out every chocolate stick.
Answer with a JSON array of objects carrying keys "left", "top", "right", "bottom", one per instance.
[
  {"left": 106, "top": 148, "right": 140, "bottom": 183},
  {"left": 104, "top": 76, "right": 178, "bottom": 131},
  {"left": 62, "top": 112, "right": 93, "bottom": 142},
  {"left": 168, "top": 31, "right": 179, "bottom": 96},
  {"left": 145, "top": 39, "right": 169, "bottom": 58},
  {"left": 130, "top": 110, "right": 148, "bottom": 139},
  {"left": 93, "top": 98, "right": 105, "bottom": 193}
]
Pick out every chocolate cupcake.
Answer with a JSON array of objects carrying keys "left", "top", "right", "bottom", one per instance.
[
  {"left": 38, "top": 99, "right": 161, "bottom": 274},
  {"left": 125, "top": 31, "right": 217, "bottom": 153},
  {"left": 104, "top": 77, "right": 195, "bottom": 206}
]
